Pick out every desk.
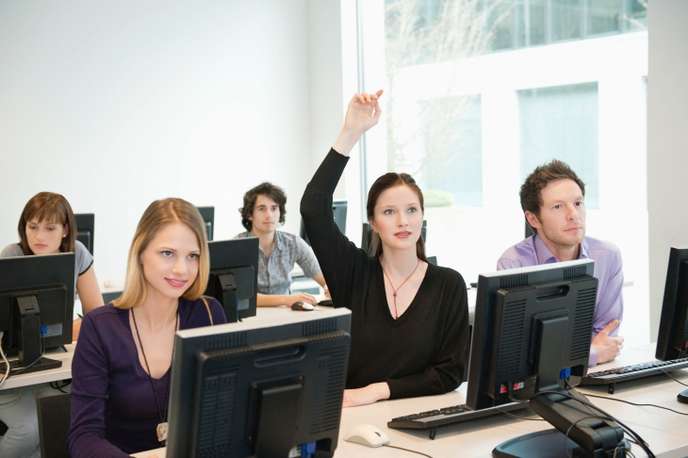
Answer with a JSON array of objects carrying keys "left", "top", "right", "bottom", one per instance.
[
  {"left": 0, "top": 344, "right": 75, "bottom": 392},
  {"left": 134, "top": 343, "right": 688, "bottom": 457}
]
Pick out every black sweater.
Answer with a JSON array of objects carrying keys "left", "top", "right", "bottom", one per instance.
[{"left": 300, "top": 149, "right": 470, "bottom": 399}]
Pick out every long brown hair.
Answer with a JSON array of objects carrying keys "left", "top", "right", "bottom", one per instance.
[
  {"left": 113, "top": 198, "right": 210, "bottom": 309},
  {"left": 366, "top": 173, "right": 427, "bottom": 260},
  {"left": 18, "top": 192, "right": 76, "bottom": 254}
]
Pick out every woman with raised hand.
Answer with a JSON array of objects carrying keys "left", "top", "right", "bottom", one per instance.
[
  {"left": 68, "top": 198, "right": 227, "bottom": 457},
  {"left": 300, "top": 91, "right": 470, "bottom": 407}
]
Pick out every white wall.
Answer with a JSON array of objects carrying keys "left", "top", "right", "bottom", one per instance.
[
  {"left": 0, "top": 1, "right": 347, "bottom": 289},
  {"left": 647, "top": 0, "right": 688, "bottom": 340}
]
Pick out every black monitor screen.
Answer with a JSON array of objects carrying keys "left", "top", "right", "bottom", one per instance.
[
  {"left": 300, "top": 200, "right": 347, "bottom": 245},
  {"left": 0, "top": 253, "right": 75, "bottom": 365},
  {"left": 204, "top": 238, "right": 258, "bottom": 322},
  {"left": 74, "top": 213, "right": 95, "bottom": 255},
  {"left": 196, "top": 206, "right": 215, "bottom": 242},
  {"left": 166, "top": 308, "right": 352, "bottom": 457},
  {"left": 467, "top": 259, "right": 597, "bottom": 410},
  {"left": 656, "top": 247, "right": 688, "bottom": 361}
]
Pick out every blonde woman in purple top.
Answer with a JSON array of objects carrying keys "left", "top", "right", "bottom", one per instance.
[
  {"left": 68, "top": 198, "right": 227, "bottom": 457},
  {"left": 497, "top": 160, "right": 624, "bottom": 366}
]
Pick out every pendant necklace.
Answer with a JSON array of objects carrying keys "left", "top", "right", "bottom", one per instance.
[
  {"left": 381, "top": 258, "right": 421, "bottom": 319},
  {"left": 131, "top": 306, "right": 179, "bottom": 444}
]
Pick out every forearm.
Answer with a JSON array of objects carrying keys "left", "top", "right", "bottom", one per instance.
[
  {"left": 332, "top": 129, "right": 363, "bottom": 157},
  {"left": 256, "top": 293, "right": 292, "bottom": 307},
  {"left": 77, "top": 268, "right": 104, "bottom": 314},
  {"left": 313, "top": 273, "right": 327, "bottom": 289},
  {"left": 343, "top": 382, "right": 391, "bottom": 407}
]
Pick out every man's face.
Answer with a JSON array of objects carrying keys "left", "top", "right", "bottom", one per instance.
[{"left": 526, "top": 178, "right": 586, "bottom": 250}]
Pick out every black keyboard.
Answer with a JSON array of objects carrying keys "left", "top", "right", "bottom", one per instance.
[
  {"left": 388, "top": 401, "right": 528, "bottom": 438},
  {"left": 0, "top": 356, "right": 62, "bottom": 377},
  {"left": 581, "top": 357, "right": 688, "bottom": 388}
]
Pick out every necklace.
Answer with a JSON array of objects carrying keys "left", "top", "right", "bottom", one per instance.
[
  {"left": 131, "top": 306, "right": 179, "bottom": 444},
  {"left": 381, "top": 258, "right": 421, "bottom": 319}
]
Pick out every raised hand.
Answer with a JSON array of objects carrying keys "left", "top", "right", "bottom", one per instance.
[{"left": 333, "top": 90, "right": 384, "bottom": 156}]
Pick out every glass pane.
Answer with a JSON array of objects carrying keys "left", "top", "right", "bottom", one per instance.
[
  {"left": 588, "top": 0, "right": 623, "bottom": 36},
  {"left": 415, "top": 96, "right": 483, "bottom": 207},
  {"left": 551, "top": 0, "right": 583, "bottom": 42},
  {"left": 519, "top": 82, "right": 599, "bottom": 208}
]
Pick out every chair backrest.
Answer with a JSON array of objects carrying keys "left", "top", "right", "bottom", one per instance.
[{"left": 36, "top": 392, "right": 71, "bottom": 458}]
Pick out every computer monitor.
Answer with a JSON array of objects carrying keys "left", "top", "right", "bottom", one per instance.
[
  {"left": 196, "top": 206, "right": 215, "bottom": 241},
  {"left": 166, "top": 308, "right": 352, "bottom": 457},
  {"left": 0, "top": 253, "right": 74, "bottom": 373},
  {"left": 74, "top": 213, "right": 95, "bottom": 255},
  {"left": 204, "top": 238, "right": 258, "bottom": 323},
  {"left": 655, "top": 247, "right": 688, "bottom": 402},
  {"left": 361, "top": 220, "right": 427, "bottom": 255},
  {"left": 300, "top": 200, "right": 347, "bottom": 245},
  {"left": 467, "top": 260, "right": 628, "bottom": 456}
]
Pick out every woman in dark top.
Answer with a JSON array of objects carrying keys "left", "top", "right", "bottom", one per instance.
[
  {"left": 300, "top": 90, "right": 470, "bottom": 407},
  {"left": 68, "top": 198, "right": 227, "bottom": 457}
]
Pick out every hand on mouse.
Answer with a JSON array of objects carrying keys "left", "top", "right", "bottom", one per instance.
[
  {"left": 342, "top": 382, "right": 390, "bottom": 408},
  {"left": 288, "top": 293, "right": 317, "bottom": 305}
]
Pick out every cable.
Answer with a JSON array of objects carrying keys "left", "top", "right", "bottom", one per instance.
[
  {"left": 384, "top": 444, "right": 433, "bottom": 458},
  {"left": 660, "top": 369, "right": 688, "bottom": 388},
  {"left": 536, "top": 389, "right": 654, "bottom": 458},
  {"left": 564, "top": 381, "right": 653, "bottom": 455},
  {"left": 0, "top": 332, "right": 10, "bottom": 387},
  {"left": 576, "top": 390, "right": 688, "bottom": 417},
  {"left": 563, "top": 414, "right": 622, "bottom": 458}
]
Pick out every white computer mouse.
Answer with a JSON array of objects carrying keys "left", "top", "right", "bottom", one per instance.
[{"left": 344, "top": 423, "right": 390, "bottom": 448}]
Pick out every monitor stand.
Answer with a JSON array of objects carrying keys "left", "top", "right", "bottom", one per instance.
[
  {"left": 493, "top": 390, "right": 629, "bottom": 457},
  {"left": 493, "top": 429, "right": 630, "bottom": 457}
]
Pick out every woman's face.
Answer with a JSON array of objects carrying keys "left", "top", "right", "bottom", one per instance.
[
  {"left": 25, "top": 218, "right": 67, "bottom": 254},
  {"left": 250, "top": 194, "right": 280, "bottom": 235},
  {"left": 370, "top": 185, "right": 423, "bottom": 254},
  {"left": 140, "top": 222, "right": 200, "bottom": 303}
]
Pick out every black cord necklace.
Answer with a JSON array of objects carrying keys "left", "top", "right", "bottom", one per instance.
[{"left": 131, "top": 306, "right": 179, "bottom": 444}]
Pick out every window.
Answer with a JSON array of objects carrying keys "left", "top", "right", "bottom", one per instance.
[
  {"left": 519, "top": 82, "right": 599, "bottom": 208},
  {"left": 357, "top": 0, "right": 649, "bottom": 341}
]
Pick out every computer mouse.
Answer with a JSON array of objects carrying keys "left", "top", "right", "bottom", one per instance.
[
  {"left": 290, "top": 301, "right": 314, "bottom": 311},
  {"left": 344, "top": 424, "right": 390, "bottom": 448}
]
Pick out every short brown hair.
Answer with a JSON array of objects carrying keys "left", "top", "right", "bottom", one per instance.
[
  {"left": 113, "top": 198, "right": 210, "bottom": 309},
  {"left": 239, "top": 182, "right": 287, "bottom": 231},
  {"left": 520, "top": 160, "right": 586, "bottom": 218},
  {"left": 18, "top": 192, "right": 76, "bottom": 254},
  {"left": 366, "top": 173, "right": 427, "bottom": 261}
]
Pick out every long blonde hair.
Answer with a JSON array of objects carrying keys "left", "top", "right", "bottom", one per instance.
[{"left": 113, "top": 198, "right": 209, "bottom": 309}]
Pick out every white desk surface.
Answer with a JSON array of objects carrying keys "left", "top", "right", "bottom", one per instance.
[
  {"left": 0, "top": 343, "right": 75, "bottom": 391},
  {"left": 133, "top": 342, "right": 688, "bottom": 458}
]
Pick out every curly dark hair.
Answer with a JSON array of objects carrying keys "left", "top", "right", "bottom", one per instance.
[
  {"left": 239, "top": 182, "right": 287, "bottom": 231},
  {"left": 520, "top": 160, "right": 586, "bottom": 228}
]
